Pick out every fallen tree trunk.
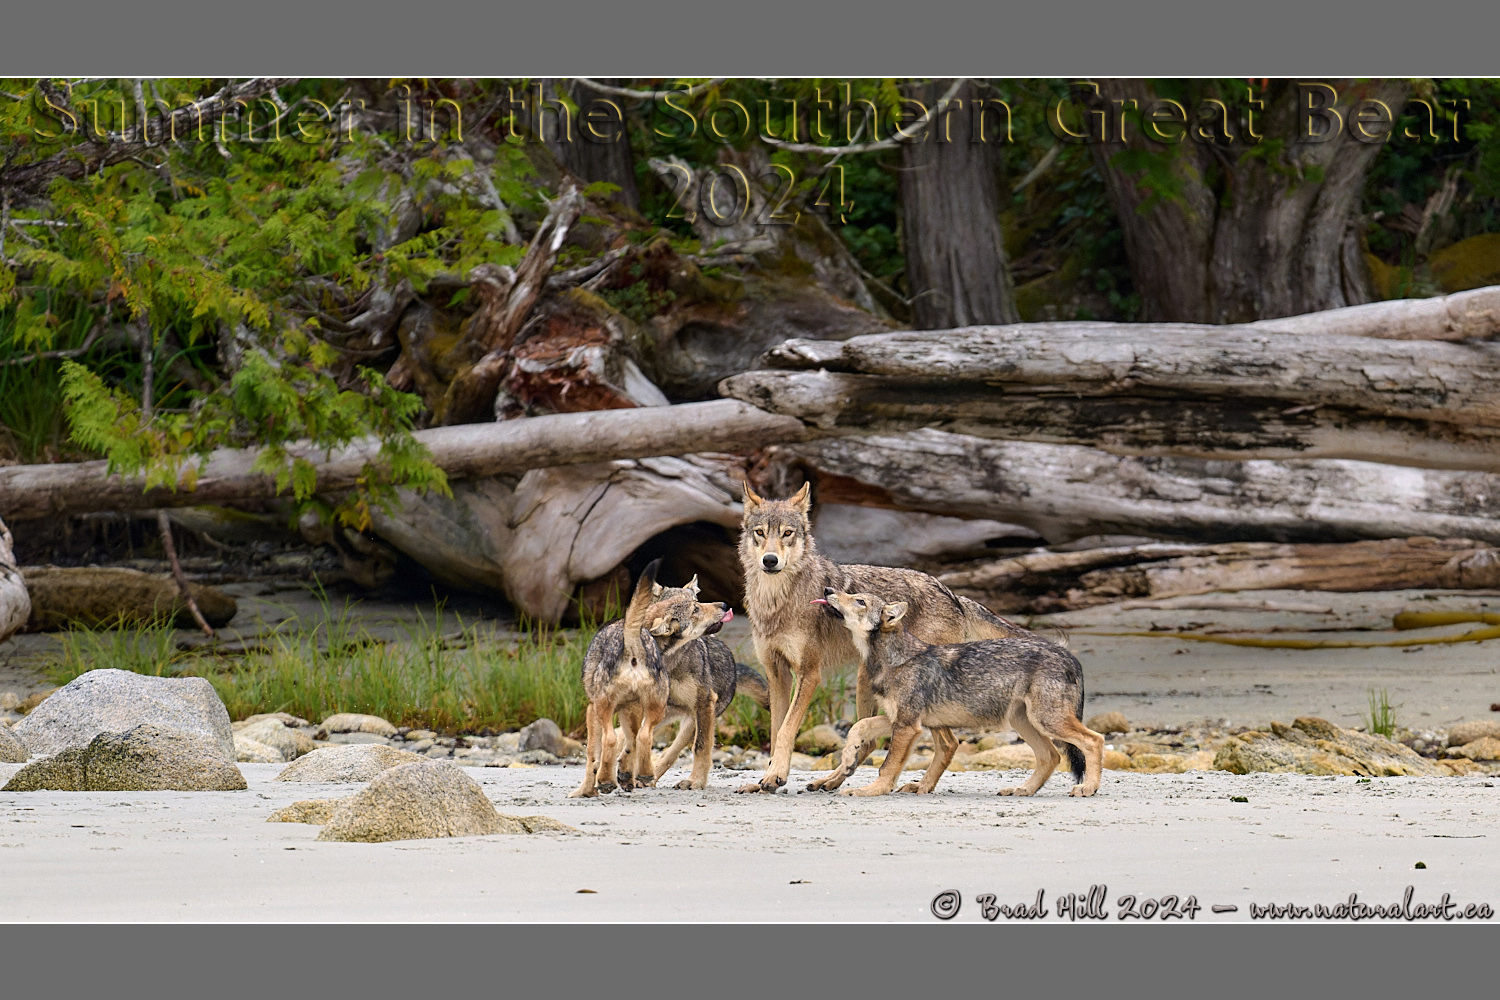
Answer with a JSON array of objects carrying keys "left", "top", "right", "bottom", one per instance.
[
  {"left": 776, "top": 430, "right": 1500, "bottom": 545},
  {"left": 0, "top": 400, "right": 811, "bottom": 522},
  {"left": 0, "top": 516, "right": 29, "bottom": 642},
  {"left": 936, "top": 537, "right": 1500, "bottom": 613},
  {"left": 731, "top": 370, "right": 1500, "bottom": 472},
  {"left": 1243, "top": 286, "right": 1500, "bottom": 341},
  {"left": 747, "top": 318, "right": 1500, "bottom": 426}
]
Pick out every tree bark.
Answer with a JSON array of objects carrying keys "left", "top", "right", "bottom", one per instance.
[
  {"left": 936, "top": 536, "right": 1500, "bottom": 613},
  {"left": 1085, "top": 79, "right": 1408, "bottom": 323},
  {"left": 779, "top": 429, "right": 1500, "bottom": 546},
  {"left": 0, "top": 515, "right": 30, "bottom": 642},
  {"left": 545, "top": 79, "right": 641, "bottom": 209},
  {"left": 899, "top": 79, "right": 1019, "bottom": 329},
  {"left": 0, "top": 400, "right": 811, "bottom": 522}
]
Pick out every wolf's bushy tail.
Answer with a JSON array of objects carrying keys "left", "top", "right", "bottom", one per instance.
[
  {"left": 1066, "top": 674, "right": 1088, "bottom": 783},
  {"left": 734, "top": 662, "right": 770, "bottom": 708}
]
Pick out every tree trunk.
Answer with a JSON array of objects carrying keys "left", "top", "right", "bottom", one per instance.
[
  {"left": 900, "top": 79, "right": 1019, "bottom": 329},
  {"left": 543, "top": 80, "right": 641, "bottom": 210},
  {"left": 0, "top": 400, "right": 811, "bottom": 522},
  {"left": 0, "top": 515, "right": 30, "bottom": 642},
  {"left": 936, "top": 537, "right": 1500, "bottom": 613},
  {"left": 1086, "top": 79, "right": 1408, "bottom": 323},
  {"left": 776, "top": 429, "right": 1500, "bottom": 546}
]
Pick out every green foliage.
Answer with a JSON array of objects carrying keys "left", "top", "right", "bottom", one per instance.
[
  {"left": 598, "top": 275, "right": 677, "bottom": 324},
  {"left": 1365, "top": 687, "right": 1398, "bottom": 739},
  {"left": 45, "top": 596, "right": 596, "bottom": 734}
]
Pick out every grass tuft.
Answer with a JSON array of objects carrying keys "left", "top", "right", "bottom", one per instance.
[{"left": 1365, "top": 687, "right": 1398, "bottom": 739}]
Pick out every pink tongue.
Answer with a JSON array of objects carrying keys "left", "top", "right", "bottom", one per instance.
[
  {"left": 811, "top": 599, "right": 828, "bottom": 605},
  {"left": 722, "top": 608, "right": 734, "bottom": 623}
]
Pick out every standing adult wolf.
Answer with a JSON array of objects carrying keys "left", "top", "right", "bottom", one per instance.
[{"left": 737, "top": 481, "right": 1033, "bottom": 793}]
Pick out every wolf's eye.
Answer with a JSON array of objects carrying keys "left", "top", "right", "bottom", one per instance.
[
  {"left": 782, "top": 529, "right": 793, "bottom": 538},
  {"left": 754, "top": 529, "right": 765, "bottom": 538},
  {"left": 856, "top": 599, "right": 866, "bottom": 608}
]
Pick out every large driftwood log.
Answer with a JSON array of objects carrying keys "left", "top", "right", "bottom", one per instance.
[
  {"left": 750, "top": 320, "right": 1500, "bottom": 425},
  {"left": 371, "top": 454, "right": 745, "bottom": 623},
  {"left": 0, "top": 516, "right": 30, "bottom": 642},
  {"left": 1243, "top": 286, "right": 1500, "bottom": 341},
  {"left": 0, "top": 400, "right": 812, "bottom": 522},
  {"left": 937, "top": 537, "right": 1500, "bottom": 613},
  {"left": 728, "top": 368, "right": 1500, "bottom": 472},
  {"left": 777, "top": 430, "right": 1500, "bottom": 545}
]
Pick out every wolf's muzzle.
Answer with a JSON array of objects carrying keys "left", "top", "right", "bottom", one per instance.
[{"left": 761, "top": 553, "right": 781, "bottom": 572}]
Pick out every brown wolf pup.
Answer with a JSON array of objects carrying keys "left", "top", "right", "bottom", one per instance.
[
  {"left": 570, "top": 560, "right": 671, "bottom": 798},
  {"left": 813, "top": 589, "right": 1104, "bottom": 797},
  {"left": 612, "top": 573, "right": 743, "bottom": 790},
  {"left": 737, "top": 481, "right": 1035, "bottom": 794}
]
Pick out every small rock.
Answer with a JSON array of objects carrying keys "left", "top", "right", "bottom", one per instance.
[
  {"left": 315, "top": 713, "right": 398, "bottom": 739},
  {"left": 0, "top": 723, "right": 28, "bottom": 763},
  {"left": 516, "top": 749, "right": 561, "bottom": 765},
  {"left": 1087, "top": 711, "right": 1130, "bottom": 734},
  {"left": 1452, "top": 736, "right": 1500, "bottom": 761},
  {"left": 235, "top": 718, "right": 318, "bottom": 761},
  {"left": 974, "top": 734, "right": 1016, "bottom": 751},
  {"left": 18, "top": 690, "right": 55, "bottom": 714},
  {"left": 267, "top": 799, "right": 344, "bottom": 824},
  {"left": 0, "top": 691, "right": 19, "bottom": 712},
  {"left": 274, "top": 744, "right": 429, "bottom": 783},
  {"left": 234, "top": 736, "right": 283, "bottom": 763},
  {"left": 1103, "top": 749, "right": 1133, "bottom": 770},
  {"left": 316, "top": 762, "right": 521, "bottom": 843},
  {"left": 795, "top": 724, "right": 845, "bottom": 754},
  {"left": 11, "top": 669, "right": 234, "bottom": 760},
  {"left": 514, "top": 815, "right": 579, "bottom": 834},
  {"left": 425, "top": 747, "right": 453, "bottom": 759},
  {"left": 494, "top": 732, "right": 521, "bottom": 753},
  {"left": 405, "top": 729, "right": 437, "bottom": 742},
  {"left": 1447, "top": 720, "right": 1500, "bottom": 748},
  {"left": 1214, "top": 717, "right": 1447, "bottom": 776},
  {"left": 962, "top": 746, "right": 1038, "bottom": 770},
  {"left": 519, "top": 718, "right": 569, "bottom": 757},
  {"left": 3, "top": 724, "right": 246, "bottom": 791},
  {"left": 234, "top": 712, "right": 312, "bottom": 731},
  {"left": 324, "top": 732, "right": 393, "bottom": 746}
]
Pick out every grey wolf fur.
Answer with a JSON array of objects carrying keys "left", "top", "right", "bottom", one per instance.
[
  {"left": 813, "top": 589, "right": 1103, "bottom": 797},
  {"left": 737, "top": 480, "right": 1036, "bottom": 794},
  {"left": 573, "top": 563, "right": 741, "bottom": 795}
]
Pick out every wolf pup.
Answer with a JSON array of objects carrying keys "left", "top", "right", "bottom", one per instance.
[
  {"left": 613, "top": 573, "right": 745, "bottom": 790},
  {"left": 570, "top": 560, "right": 672, "bottom": 798},
  {"left": 814, "top": 589, "right": 1104, "bottom": 797},
  {"left": 737, "top": 481, "right": 1035, "bottom": 794}
]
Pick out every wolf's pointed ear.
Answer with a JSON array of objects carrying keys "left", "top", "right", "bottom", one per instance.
[
  {"left": 684, "top": 574, "right": 700, "bottom": 597},
  {"left": 791, "top": 480, "right": 812, "bottom": 514},
  {"left": 651, "top": 580, "right": 664, "bottom": 597},
  {"left": 742, "top": 480, "right": 764, "bottom": 511},
  {"left": 627, "top": 558, "right": 662, "bottom": 626},
  {"left": 881, "top": 602, "right": 908, "bottom": 628},
  {"left": 648, "top": 616, "right": 674, "bottom": 636}
]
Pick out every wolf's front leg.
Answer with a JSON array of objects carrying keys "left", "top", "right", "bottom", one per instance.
[
  {"left": 841, "top": 723, "right": 920, "bottom": 796},
  {"left": 736, "top": 654, "right": 794, "bottom": 793},
  {"left": 678, "top": 692, "right": 716, "bottom": 790},
  {"left": 751, "top": 662, "right": 822, "bottom": 792},
  {"left": 652, "top": 716, "right": 694, "bottom": 781},
  {"left": 809, "top": 714, "right": 890, "bottom": 791}
]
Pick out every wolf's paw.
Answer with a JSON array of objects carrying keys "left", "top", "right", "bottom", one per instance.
[
  {"left": 839, "top": 784, "right": 889, "bottom": 797},
  {"left": 597, "top": 781, "right": 617, "bottom": 794},
  {"left": 567, "top": 786, "right": 597, "bottom": 799},
  {"left": 634, "top": 775, "right": 656, "bottom": 789},
  {"left": 759, "top": 774, "right": 787, "bottom": 792},
  {"left": 1069, "top": 785, "right": 1098, "bottom": 797},
  {"left": 898, "top": 782, "right": 923, "bottom": 794},
  {"left": 734, "top": 781, "right": 765, "bottom": 794},
  {"left": 997, "top": 786, "right": 1034, "bottom": 797},
  {"left": 675, "top": 778, "right": 706, "bottom": 790}
]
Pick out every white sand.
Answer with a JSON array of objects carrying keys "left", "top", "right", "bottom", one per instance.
[{"left": 2, "top": 762, "right": 1496, "bottom": 921}]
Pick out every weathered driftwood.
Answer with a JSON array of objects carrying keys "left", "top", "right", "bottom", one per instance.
[
  {"left": 728, "top": 368, "right": 1500, "bottom": 472},
  {"left": 775, "top": 430, "right": 1500, "bottom": 545},
  {"left": 0, "top": 516, "right": 29, "bottom": 642},
  {"left": 938, "top": 537, "right": 1500, "bottom": 613},
  {"left": 19, "top": 566, "right": 238, "bottom": 632},
  {"left": 0, "top": 400, "right": 811, "bottom": 522},
  {"left": 746, "top": 320, "right": 1500, "bottom": 425},
  {"left": 1244, "top": 286, "right": 1500, "bottom": 341},
  {"left": 371, "top": 454, "right": 746, "bottom": 623}
]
